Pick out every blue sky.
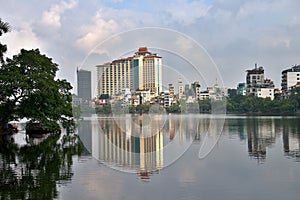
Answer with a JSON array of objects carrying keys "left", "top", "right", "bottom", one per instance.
[{"left": 1, "top": 0, "right": 300, "bottom": 95}]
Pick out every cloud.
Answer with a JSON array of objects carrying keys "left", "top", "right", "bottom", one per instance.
[
  {"left": 76, "top": 10, "right": 120, "bottom": 54},
  {"left": 1, "top": 23, "right": 43, "bottom": 58},
  {"left": 162, "top": 0, "right": 212, "bottom": 25},
  {"left": 42, "top": 0, "right": 77, "bottom": 28}
]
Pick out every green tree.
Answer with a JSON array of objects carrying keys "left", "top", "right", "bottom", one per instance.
[
  {"left": 290, "top": 87, "right": 300, "bottom": 110},
  {"left": 0, "top": 18, "right": 10, "bottom": 63},
  {"left": 0, "top": 49, "right": 74, "bottom": 132}
]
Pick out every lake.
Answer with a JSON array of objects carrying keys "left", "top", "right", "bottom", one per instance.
[{"left": 1, "top": 114, "right": 299, "bottom": 200}]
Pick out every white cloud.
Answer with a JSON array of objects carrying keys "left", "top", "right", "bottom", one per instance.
[
  {"left": 76, "top": 10, "right": 120, "bottom": 54},
  {"left": 42, "top": 0, "right": 77, "bottom": 28},
  {"left": 163, "top": 0, "right": 212, "bottom": 25},
  {"left": 1, "top": 23, "right": 43, "bottom": 58}
]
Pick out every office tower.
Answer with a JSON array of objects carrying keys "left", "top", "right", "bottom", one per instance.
[{"left": 77, "top": 69, "right": 91, "bottom": 100}]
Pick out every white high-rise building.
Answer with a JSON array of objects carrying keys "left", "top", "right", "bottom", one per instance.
[
  {"left": 133, "top": 47, "right": 162, "bottom": 96},
  {"left": 178, "top": 78, "right": 184, "bottom": 99},
  {"left": 97, "top": 47, "right": 162, "bottom": 97},
  {"left": 281, "top": 65, "right": 300, "bottom": 95},
  {"left": 97, "top": 58, "right": 133, "bottom": 96}
]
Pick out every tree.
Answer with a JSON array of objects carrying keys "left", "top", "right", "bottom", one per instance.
[
  {"left": 290, "top": 87, "right": 300, "bottom": 110},
  {"left": 0, "top": 18, "right": 10, "bottom": 63},
  {"left": 0, "top": 49, "right": 74, "bottom": 132}
]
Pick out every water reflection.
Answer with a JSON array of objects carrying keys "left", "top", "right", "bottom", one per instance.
[
  {"left": 79, "top": 115, "right": 300, "bottom": 177},
  {"left": 78, "top": 114, "right": 225, "bottom": 179},
  {"left": 224, "top": 117, "right": 300, "bottom": 163},
  {"left": 0, "top": 132, "right": 82, "bottom": 199}
]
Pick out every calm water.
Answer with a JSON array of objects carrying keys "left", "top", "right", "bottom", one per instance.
[{"left": 1, "top": 115, "right": 299, "bottom": 200}]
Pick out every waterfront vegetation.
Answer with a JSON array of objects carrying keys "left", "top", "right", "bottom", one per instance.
[
  {"left": 91, "top": 87, "right": 300, "bottom": 115},
  {"left": 0, "top": 19, "right": 75, "bottom": 133},
  {"left": 0, "top": 130, "right": 83, "bottom": 199}
]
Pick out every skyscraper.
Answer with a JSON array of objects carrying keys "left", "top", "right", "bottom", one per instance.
[
  {"left": 133, "top": 47, "right": 162, "bottom": 96},
  {"left": 97, "top": 47, "right": 162, "bottom": 97},
  {"left": 77, "top": 69, "right": 92, "bottom": 100}
]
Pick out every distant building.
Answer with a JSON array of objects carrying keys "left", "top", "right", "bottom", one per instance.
[
  {"left": 191, "top": 81, "right": 201, "bottom": 100},
  {"left": 207, "top": 84, "right": 228, "bottom": 100},
  {"left": 246, "top": 63, "right": 265, "bottom": 96},
  {"left": 184, "top": 84, "right": 190, "bottom": 100},
  {"left": 77, "top": 69, "right": 91, "bottom": 100},
  {"left": 200, "top": 91, "right": 210, "bottom": 100},
  {"left": 178, "top": 78, "right": 184, "bottom": 99},
  {"left": 246, "top": 64, "right": 275, "bottom": 100},
  {"left": 281, "top": 65, "right": 300, "bottom": 96},
  {"left": 237, "top": 83, "right": 246, "bottom": 95},
  {"left": 169, "top": 83, "right": 175, "bottom": 98}
]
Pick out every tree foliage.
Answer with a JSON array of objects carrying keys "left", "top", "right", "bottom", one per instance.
[
  {"left": 226, "top": 93, "right": 298, "bottom": 114},
  {"left": 0, "top": 49, "right": 74, "bottom": 131},
  {"left": 0, "top": 18, "right": 10, "bottom": 63}
]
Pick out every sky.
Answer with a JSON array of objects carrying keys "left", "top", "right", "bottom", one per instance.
[{"left": 1, "top": 0, "right": 300, "bottom": 96}]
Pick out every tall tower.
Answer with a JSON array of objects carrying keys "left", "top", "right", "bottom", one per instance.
[
  {"left": 77, "top": 69, "right": 91, "bottom": 100},
  {"left": 133, "top": 47, "right": 162, "bottom": 96},
  {"left": 178, "top": 78, "right": 184, "bottom": 99}
]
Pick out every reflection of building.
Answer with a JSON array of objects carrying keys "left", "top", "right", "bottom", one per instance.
[
  {"left": 247, "top": 118, "right": 276, "bottom": 163},
  {"left": 77, "top": 69, "right": 91, "bottom": 100},
  {"left": 282, "top": 122, "right": 300, "bottom": 161},
  {"left": 78, "top": 114, "right": 204, "bottom": 179},
  {"left": 94, "top": 116, "right": 164, "bottom": 173}
]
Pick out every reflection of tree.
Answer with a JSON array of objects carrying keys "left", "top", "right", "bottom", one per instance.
[{"left": 0, "top": 133, "right": 83, "bottom": 199}]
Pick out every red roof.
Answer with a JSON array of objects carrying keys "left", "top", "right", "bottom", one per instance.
[{"left": 135, "top": 47, "right": 150, "bottom": 55}]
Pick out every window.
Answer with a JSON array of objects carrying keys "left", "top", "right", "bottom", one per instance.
[{"left": 297, "top": 78, "right": 300, "bottom": 80}]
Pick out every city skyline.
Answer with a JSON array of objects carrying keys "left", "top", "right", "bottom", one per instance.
[{"left": 1, "top": 1, "right": 300, "bottom": 93}]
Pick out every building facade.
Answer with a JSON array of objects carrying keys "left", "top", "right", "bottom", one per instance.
[
  {"left": 133, "top": 47, "right": 162, "bottom": 96},
  {"left": 97, "top": 47, "right": 162, "bottom": 97},
  {"left": 178, "top": 78, "right": 184, "bottom": 99},
  {"left": 97, "top": 58, "right": 133, "bottom": 96},
  {"left": 191, "top": 81, "right": 201, "bottom": 100},
  {"left": 77, "top": 69, "right": 92, "bottom": 100},
  {"left": 281, "top": 65, "right": 300, "bottom": 95},
  {"left": 246, "top": 64, "right": 275, "bottom": 100}
]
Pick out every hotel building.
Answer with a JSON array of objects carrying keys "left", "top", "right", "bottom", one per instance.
[{"left": 97, "top": 47, "right": 162, "bottom": 97}]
